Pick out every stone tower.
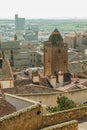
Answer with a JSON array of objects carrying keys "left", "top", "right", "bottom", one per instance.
[{"left": 44, "top": 29, "right": 68, "bottom": 76}]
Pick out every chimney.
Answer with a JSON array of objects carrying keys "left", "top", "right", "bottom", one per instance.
[
  {"left": 58, "top": 71, "right": 64, "bottom": 86},
  {"left": 49, "top": 75, "right": 56, "bottom": 88}
]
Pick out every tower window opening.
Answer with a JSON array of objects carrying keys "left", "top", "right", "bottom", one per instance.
[{"left": 58, "top": 49, "right": 61, "bottom": 53}]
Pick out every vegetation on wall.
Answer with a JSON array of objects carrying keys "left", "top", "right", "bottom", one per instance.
[{"left": 46, "top": 96, "right": 76, "bottom": 113}]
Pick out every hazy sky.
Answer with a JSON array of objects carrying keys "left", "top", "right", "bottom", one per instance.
[{"left": 0, "top": 0, "right": 87, "bottom": 19}]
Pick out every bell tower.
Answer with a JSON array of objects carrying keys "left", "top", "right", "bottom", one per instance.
[{"left": 44, "top": 29, "right": 68, "bottom": 76}]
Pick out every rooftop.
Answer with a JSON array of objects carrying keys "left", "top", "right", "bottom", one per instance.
[
  {"left": 57, "top": 79, "right": 87, "bottom": 92},
  {"left": 1, "top": 83, "right": 60, "bottom": 95},
  {"left": 0, "top": 97, "right": 16, "bottom": 117},
  {"left": 48, "top": 28, "right": 63, "bottom": 46},
  {"left": 68, "top": 62, "right": 83, "bottom": 74}
]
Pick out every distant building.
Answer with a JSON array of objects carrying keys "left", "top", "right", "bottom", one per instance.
[
  {"left": 27, "top": 51, "right": 43, "bottom": 67},
  {"left": 15, "top": 14, "right": 25, "bottom": 30},
  {"left": 10, "top": 50, "right": 43, "bottom": 68},
  {"left": 0, "top": 39, "right": 20, "bottom": 66},
  {"left": 23, "top": 24, "right": 38, "bottom": 41},
  {"left": 64, "top": 31, "right": 87, "bottom": 52},
  {"left": 0, "top": 38, "right": 43, "bottom": 69},
  {"left": 64, "top": 32, "right": 76, "bottom": 49}
]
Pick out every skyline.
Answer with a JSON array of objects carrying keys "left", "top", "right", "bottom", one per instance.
[{"left": 0, "top": 0, "right": 87, "bottom": 19}]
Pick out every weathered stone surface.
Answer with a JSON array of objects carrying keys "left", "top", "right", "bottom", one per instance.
[
  {"left": 0, "top": 104, "right": 43, "bottom": 130},
  {"left": 41, "top": 106, "right": 87, "bottom": 128},
  {"left": 40, "top": 120, "right": 78, "bottom": 130}
]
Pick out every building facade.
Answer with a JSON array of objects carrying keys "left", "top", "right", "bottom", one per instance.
[{"left": 64, "top": 31, "right": 87, "bottom": 52}]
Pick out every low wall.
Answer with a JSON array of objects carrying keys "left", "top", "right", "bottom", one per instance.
[
  {"left": 42, "top": 106, "right": 87, "bottom": 128},
  {"left": 40, "top": 120, "right": 78, "bottom": 130}
]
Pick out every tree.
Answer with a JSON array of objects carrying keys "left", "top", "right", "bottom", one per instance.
[{"left": 46, "top": 96, "right": 76, "bottom": 113}]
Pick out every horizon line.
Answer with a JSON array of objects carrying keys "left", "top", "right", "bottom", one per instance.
[{"left": 0, "top": 17, "right": 87, "bottom": 20}]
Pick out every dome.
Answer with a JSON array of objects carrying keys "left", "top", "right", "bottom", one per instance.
[{"left": 48, "top": 28, "right": 63, "bottom": 46}]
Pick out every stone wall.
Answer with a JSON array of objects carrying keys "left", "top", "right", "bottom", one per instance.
[
  {"left": 40, "top": 120, "right": 78, "bottom": 130},
  {"left": 41, "top": 106, "right": 87, "bottom": 128},
  {"left": 0, "top": 104, "right": 43, "bottom": 130},
  {"left": 18, "top": 88, "right": 87, "bottom": 109},
  {"left": 1, "top": 93, "right": 87, "bottom": 130},
  {"left": 0, "top": 103, "right": 83, "bottom": 130}
]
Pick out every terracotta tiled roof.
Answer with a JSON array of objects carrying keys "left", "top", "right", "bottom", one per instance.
[
  {"left": 68, "top": 52, "right": 79, "bottom": 62},
  {"left": 81, "top": 80, "right": 87, "bottom": 87},
  {"left": 1, "top": 84, "right": 60, "bottom": 94},
  {"left": 0, "top": 98, "right": 16, "bottom": 117},
  {"left": 57, "top": 79, "right": 87, "bottom": 92},
  {"left": 56, "top": 84, "right": 80, "bottom": 92},
  {"left": 68, "top": 63, "right": 83, "bottom": 74},
  {"left": 77, "top": 72, "right": 87, "bottom": 78},
  {"left": 14, "top": 79, "right": 32, "bottom": 87}
]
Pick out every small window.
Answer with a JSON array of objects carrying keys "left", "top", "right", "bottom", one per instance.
[
  {"left": 64, "top": 60, "right": 67, "bottom": 63},
  {"left": 83, "top": 35, "right": 86, "bottom": 37},
  {"left": 48, "top": 59, "right": 50, "bottom": 62},
  {"left": 58, "top": 49, "right": 61, "bottom": 53},
  {"left": 45, "top": 49, "right": 47, "bottom": 52}
]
